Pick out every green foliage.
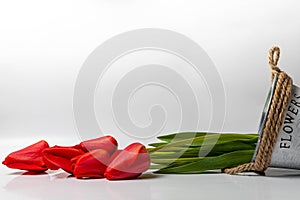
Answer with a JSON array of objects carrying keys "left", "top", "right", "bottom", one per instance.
[{"left": 148, "top": 132, "right": 258, "bottom": 174}]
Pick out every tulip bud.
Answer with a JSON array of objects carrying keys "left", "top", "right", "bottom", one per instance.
[
  {"left": 70, "top": 154, "right": 83, "bottom": 171},
  {"left": 104, "top": 143, "right": 150, "bottom": 180},
  {"left": 2, "top": 140, "right": 49, "bottom": 172},
  {"left": 108, "top": 150, "right": 122, "bottom": 163},
  {"left": 73, "top": 149, "right": 110, "bottom": 178},
  {"left": 42, "top": 147, "right": 84, "bottom": 174},
  {"left": 78, "top": 136, "right": 118, "bottom": 154},
  {"left": 43, "top": 145, "right": 81, "bottom": 170}
]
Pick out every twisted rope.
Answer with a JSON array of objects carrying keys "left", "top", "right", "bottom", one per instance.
[{"left": 224, "top": 46, "right": 293, "bottom": 174}]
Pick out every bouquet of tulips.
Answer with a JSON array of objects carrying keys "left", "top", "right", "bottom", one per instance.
[{"left": 3, "top": 132, "right": 258, "bottom": 179}]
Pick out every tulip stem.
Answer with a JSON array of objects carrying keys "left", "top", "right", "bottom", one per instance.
[
  {"left": 147, "top": 133, "right": 257, "bottom": 153},
  {"left": 148, "top": 132, "right": 258, "bottom": 174}
]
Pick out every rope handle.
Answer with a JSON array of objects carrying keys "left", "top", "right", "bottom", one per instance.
[
  {"left": 269, "top": 46, "right": 280, "bottom": 67},
  {"left": 224, "top": 46, "right": 293, "bottom": 175},
  {"left": 269, "top": 46, "right": 281, "bottom": 81}
]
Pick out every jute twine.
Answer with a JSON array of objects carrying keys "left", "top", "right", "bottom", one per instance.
[{"left": 224, "top": 46, "right": 293, "bottom": 175}]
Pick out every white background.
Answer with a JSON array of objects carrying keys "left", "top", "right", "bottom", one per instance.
[
  {"left": 1, "top": 0, "right": 300, "bottom": 143},
  {"left": 0, "top": 1, "right": 300, "bottom": 199}
]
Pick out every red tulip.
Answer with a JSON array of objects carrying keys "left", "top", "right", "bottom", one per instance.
[
  {"left": 77, "top": 136, "right": 118, "bottom": 154},
  {"left": 104, "top": 143, "right": 150, "bottom": 180},
  {"left": 2, "top": 140, "right": 49, "bottom": 172},
  {"left": 108, "top": 150, "right": 122, "bottom": 163},
  {"left": 42, "top": 147, "right": 84, "bottom": 174},
  {"left": 43, "top": 145, "right": 81, "bottom": 170},
  {"left": 70, "top": 154, "right": 83, "bottom": 171},
  {"left": 73, "top": 149, "right": 110, "bottom": 178}
]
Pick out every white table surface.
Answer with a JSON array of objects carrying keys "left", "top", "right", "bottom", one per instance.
[
  {"left": 2, "top": 142, "right": 300, "bottom": 200},
  {"left": 2, "top": 167, "right": 300, "bottom": 200}
]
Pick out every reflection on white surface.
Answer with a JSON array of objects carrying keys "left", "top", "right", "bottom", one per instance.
[
  {"left": 2, "top": 170, "right": 154, "bottom": 200},
  {"left": 2, "top": 168, "right": 300, "bottom": 200}
]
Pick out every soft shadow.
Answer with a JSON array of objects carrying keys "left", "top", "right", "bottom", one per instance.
[
  {"left": 265, "top": 168, "right": 300, "bottom": 178},
  {"left": 7, "top": 171, "right": 48, "bottom": 176},
  {"left": 153, "top": 170, "right": 222, "bottom": 175},
  {"left": 68, "top": 172, "right": 162, "bottom": 181},
  {"left": 137, "top": 172, "right": 162, "bottom": 180},
  {"left": 7, "top": 171, "right": 28, "bottom": 176}
]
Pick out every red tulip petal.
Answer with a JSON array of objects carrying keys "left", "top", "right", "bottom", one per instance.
[
  {"left": 5, "top": 163, "right": 48, "bottom": 172},
  {"left": 104, "top": 143, "right": 150, "bottom": 180},
  {"left": 42, "top": 156, "right": 60, "bottom": 170},
  {"left": 2, "top": 140, "right": 49, "bottom": 172},
  {"left": 105, "top": 170, "right": 141, "bottom": 180},
  {"left": 108, "top": 150, "right": 122, "bottom": 164},
  {"left": 53, "top": 145, "right": 82, "bottom": 149},
  {"left": 70, "top": 154, "right": 83, "bottom": 171},
  {"left": 42, "top": 147, "right": 84, "bottom": 173},
  {"left": 73, "top": 149, "right": 110, "bottom": 178},
  {"left": 79, "top": 136, "right": 118, "bottom": 154}
]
